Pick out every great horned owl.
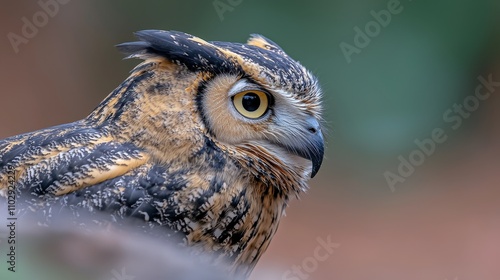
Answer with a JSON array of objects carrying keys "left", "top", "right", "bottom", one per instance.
[{"left": 0, "top": 30, "right": 323, "bottom": 278}]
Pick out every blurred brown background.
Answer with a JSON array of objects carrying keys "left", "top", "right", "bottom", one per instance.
[{"left": 1, "top": 1, "right": 500, "bottom": 279}]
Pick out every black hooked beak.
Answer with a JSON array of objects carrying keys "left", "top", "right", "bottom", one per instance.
[{"left": 286, "top": 117, "right": 325, "bottom": 178}]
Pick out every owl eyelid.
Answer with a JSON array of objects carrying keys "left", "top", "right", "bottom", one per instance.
[
  {"left": 228, "top": 82, "right": 275, "bottom": 105},
  {"left": 229, "top": 87, "right": 268, "bottom": 97},
  {"left": 227, "top": 79, "right": 269, "bottom": 97}
]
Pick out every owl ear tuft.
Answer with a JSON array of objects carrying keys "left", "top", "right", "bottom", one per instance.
[
  {"left": 247, "top": 34, "right": 287, "bottom": 56},
  {"left": 116, "top": 30, "right": 237, "bottom": 73}
]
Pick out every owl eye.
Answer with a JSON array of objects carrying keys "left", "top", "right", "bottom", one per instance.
[{"left": 232, "top": 90, "right": 270, "bottom": 119}]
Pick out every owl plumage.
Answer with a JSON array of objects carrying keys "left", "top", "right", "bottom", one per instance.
[{"left": 0, "top": 30, "right": 323, "bottom": 277}]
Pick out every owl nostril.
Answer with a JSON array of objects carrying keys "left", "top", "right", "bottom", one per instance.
[
  {"left": 308, "top": 127, "right": 318, "bottom": 134},
  {"left": 305, "top": 116, "right": 320, "bottom": 135}
]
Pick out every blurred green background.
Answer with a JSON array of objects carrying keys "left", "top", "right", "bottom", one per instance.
[{"left": 1, "top": 1, "right": 500, "bottom": 279}]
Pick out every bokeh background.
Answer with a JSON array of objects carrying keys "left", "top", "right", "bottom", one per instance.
[{"left": 1, "top": 1, "right": 500, "bottom": 279}]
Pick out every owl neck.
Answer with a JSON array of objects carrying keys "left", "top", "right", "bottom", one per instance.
[
  {"left": 85, "top": 62, "right": 209, "bottom": 163},
  {"left": 215, "top": 141, "right": 309, "bottom": 199},
  {"left": 86, "top": 68, "right": 155, "bottom": 129}
]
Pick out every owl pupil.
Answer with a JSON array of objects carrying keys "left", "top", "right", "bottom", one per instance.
[{"left": 242, "top": 93, "right": 260, "bottom": 112}]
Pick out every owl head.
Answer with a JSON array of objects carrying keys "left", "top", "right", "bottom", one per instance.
[{"left": 112, "top": 30, "right": 324, "bottom": 195}]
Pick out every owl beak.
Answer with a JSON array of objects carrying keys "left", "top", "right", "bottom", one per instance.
[
  {"left": 308, "top": 133, "right": 324, "bottom": 178},
  {"left": 286, "top": 117, "right": 324, "bottom": 178}
]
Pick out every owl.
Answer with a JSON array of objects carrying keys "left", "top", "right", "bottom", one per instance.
[{"left": 0, "top": 30, "right": 323, "bottom": 278}]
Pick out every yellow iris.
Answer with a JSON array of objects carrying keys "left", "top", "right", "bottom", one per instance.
[{"left": 232, "top": 90, "right": 269, "bottom": 119}]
